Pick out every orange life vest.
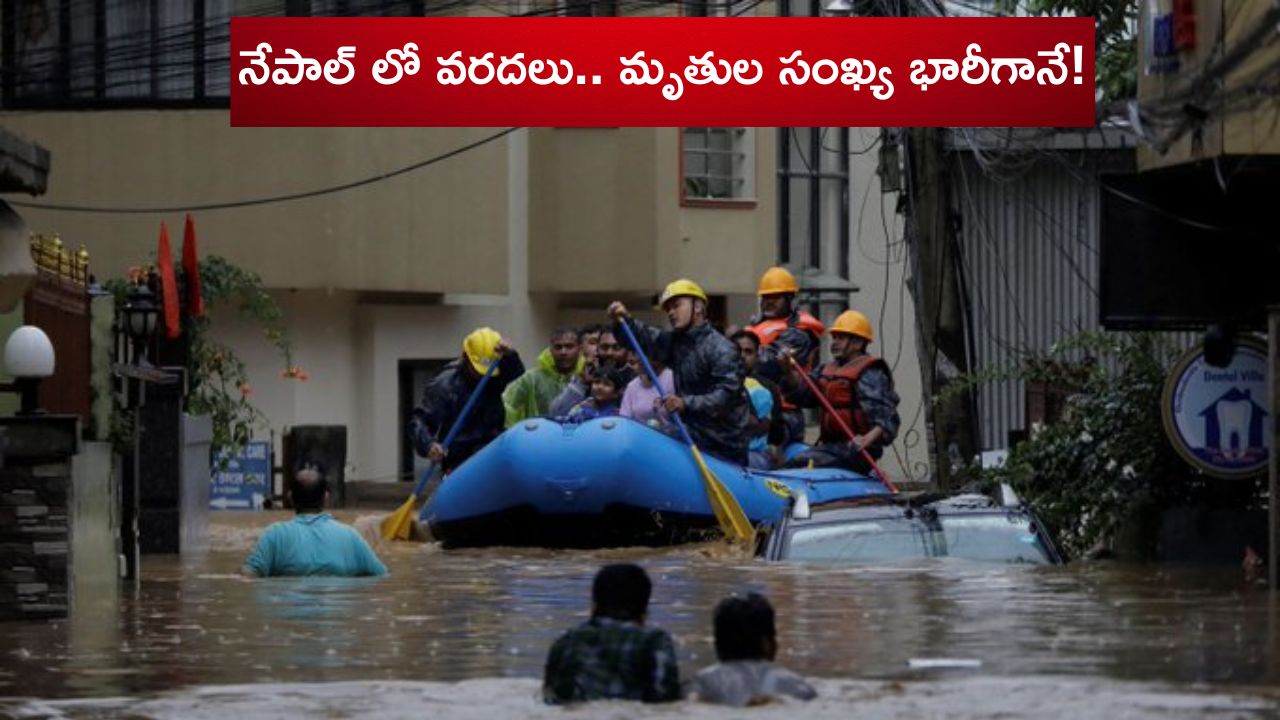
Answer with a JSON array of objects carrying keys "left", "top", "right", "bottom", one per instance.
[
  {"left": 745, "top": 311, "right": 825, "bottom": 347},
  {"left": 816, "top": 355, "right": 889, "bottom": 442},
  {"left": 747, "top": 312, "right": 825, "bottom": 412}
]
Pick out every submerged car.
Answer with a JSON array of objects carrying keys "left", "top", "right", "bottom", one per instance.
[{"left": 760, "top": 487, "right": 1063, "bottom": 565}]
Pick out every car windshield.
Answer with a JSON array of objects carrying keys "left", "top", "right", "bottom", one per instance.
[
  {"left": 783, "top": 511, "right": 1054, "bottom": 565},
  {"left": 785, "top": 519, "right": 925, "bottom": 563},
  {"left": 926, "top": 514, "right": 1054, "bottom": 564}
]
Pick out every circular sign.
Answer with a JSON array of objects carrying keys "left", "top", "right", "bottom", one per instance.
[{"left": 1162, "top": 339, "right": 1270, "bottom": 479}]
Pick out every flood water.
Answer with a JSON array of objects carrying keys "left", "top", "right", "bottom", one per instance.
[{"left": 1, "top": 511, "right": 1278, "bottom": 718}]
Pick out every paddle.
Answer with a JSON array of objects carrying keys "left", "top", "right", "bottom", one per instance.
[
  {"left": 616, "top": 318, "right": 755, "bottom": 545},
  {"left": 783, "top": 353, "right": 899, "bottom": 493},
  {"left": 381, "top": 358, "right": 502, "bottom": 540}
]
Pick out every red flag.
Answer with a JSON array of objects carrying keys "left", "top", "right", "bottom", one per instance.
[
  {"left": 157, "top": 221, "right": 180, "bottom": 340},
  {"left": 182, "top": 214, "right": 205, "bottom": 318}
]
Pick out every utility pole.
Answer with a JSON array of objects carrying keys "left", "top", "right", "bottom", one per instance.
[
  {"left": 903, "top": 127, "right": 978, "bottom": 488},
  {"left": 1269, "top": 306, "right": 1279, "bottom": 590}
]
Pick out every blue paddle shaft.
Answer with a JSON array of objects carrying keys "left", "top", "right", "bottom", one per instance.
[
  {"left": 616, "top": 319, "right": 696, "bottom": 447},
  {"left": 411, "top": 358, "right": 501, "bottom": 497}
]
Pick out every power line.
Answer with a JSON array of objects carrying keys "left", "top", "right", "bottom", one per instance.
[{"left": 7, "top": 127, "right": 520, "bottom": 214}]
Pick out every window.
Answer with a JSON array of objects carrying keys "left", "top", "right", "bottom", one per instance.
[
  {"left": 561, "top": 0, "right": 617, "bottom": 16},
  {"left": 682, "top": 127, "right": 756, "bottom": 204},
  {"left": 2, "top": 0, "right": 244, "bottom": 108},
  {"left": 0, "top": 0, "right": 428, "bottom": 109},
  {"left": 683, "top": 0, "right": 755, "bottom": 15},
  {"left": 777, "top": 127, "right": 850, "bottom": 275}
]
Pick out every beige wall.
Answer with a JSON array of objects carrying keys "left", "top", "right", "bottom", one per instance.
[
  {"left": 530, "top": 127, "right": 776, "bottom": 296},
  {"left": 211, "top": 130, "right": 552, "bottom": 482},
  {"left": 528, "top": 128, "right": 660, "bottom": 293},
  {"left": 663, "top": 129, "right": 777, "bottom": 295},
  {"left": 4, "top": 113, "right": 511, "bottom": 294}
]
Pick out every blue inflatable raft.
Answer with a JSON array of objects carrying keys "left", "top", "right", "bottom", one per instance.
[{"left": 420, "top": 417, "right": 890, "bottom": 548}]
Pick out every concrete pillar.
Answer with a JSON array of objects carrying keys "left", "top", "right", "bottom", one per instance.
[
  {"left": 0, "top": 416, "right": 80, "bottom": 621},
  {"left": 181, "top": 414, "right": 211, "bottom": 554}
]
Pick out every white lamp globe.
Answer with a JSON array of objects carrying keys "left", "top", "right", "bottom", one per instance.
[{"left": 4, "top": 325, "right": 55, "bottom": 379}]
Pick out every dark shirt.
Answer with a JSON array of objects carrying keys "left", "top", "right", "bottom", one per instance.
[
  {"left": 408, "top": 351, "right": 524, "bottom": 472},
  {"left": 618, "top": 318, "right": 752, "bottom": 464},
  {"left": 543, "top": 617, "right": 682, "bottom": 704}
]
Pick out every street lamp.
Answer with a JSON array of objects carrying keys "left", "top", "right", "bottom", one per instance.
[
  {"left": 2, "top": 325, "right": 55, "bottom": 415},
  {"left": 122, "top": 283, "right": 159, "bottom": 365}
]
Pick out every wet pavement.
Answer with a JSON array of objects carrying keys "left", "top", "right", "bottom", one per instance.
[{"left": 0, "top": 511, "right": 1277, "bottom": 718}]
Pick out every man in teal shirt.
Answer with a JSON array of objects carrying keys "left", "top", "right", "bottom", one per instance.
[{"left": 242, "top": 461, "right": 388, "bottom": 578}]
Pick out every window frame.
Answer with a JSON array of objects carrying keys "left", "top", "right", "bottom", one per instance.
[{"left": 679, "top": 126, "right": 758, "bottom": 209}]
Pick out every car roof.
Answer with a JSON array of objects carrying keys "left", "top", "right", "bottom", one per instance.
[{"left": 790, "top": 491, "right": 1021, "bottom": 524}]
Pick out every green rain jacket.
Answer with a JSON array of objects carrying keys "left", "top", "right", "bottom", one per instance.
[{"left": 503, "top": 347, "right": 583, "bottom": 426}]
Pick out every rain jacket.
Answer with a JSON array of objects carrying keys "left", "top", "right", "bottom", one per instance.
[
  {"left": 549, "top": 374, "right": 590, "bottom": 419},
  {"left": 409, "top": 351, "right": 525, "bottom": 473},
  {"left": 503, "top": 348, "right": 583, "bottom": 426},
  {"left": 617, "top": 318, "right": 751, "bottom": 464}
]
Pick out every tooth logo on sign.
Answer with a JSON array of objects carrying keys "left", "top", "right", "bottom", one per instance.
[{"left": 1162, "top": 339, "right": 1270, "bottom": 479}]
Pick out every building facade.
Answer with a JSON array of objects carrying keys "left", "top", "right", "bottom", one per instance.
[{"left": 3, "top": 0, "right": 926, "bottom": 485}]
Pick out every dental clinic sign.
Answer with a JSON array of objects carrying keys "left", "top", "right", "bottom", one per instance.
[{"left": 1162, "top": 339, "right": 1270, "bottom": 479}]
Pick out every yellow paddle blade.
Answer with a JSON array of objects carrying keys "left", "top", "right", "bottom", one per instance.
[
  {"left": 380, "top": 495, "right": 419, "bottom": 541},
  {"left": 689, "top": 445, "right": 755, "bottom": 546}
]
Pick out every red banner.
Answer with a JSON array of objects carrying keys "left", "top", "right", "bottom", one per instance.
[{"left": 231, "top": 17, "right": 1095, "bottom": 127}]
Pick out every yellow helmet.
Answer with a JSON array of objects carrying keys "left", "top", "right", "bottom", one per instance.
[
  {"left": 830, "top": 310, "right": 874, "bottom": 342},
  {"left": 757, "top": 266, "right": 798, "bottom": 296},
  {"left": 462, "top": 327, "right": 503, "bottom": 374},
  {"left": 658, "top": 278, "right": 708, "bottom": 307}
]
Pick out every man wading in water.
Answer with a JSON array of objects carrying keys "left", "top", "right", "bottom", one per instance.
[
  {"left": 543, "top": 563, "right": 681, "bottom": 704},
  {"left": 242, "top": 461, "right": 388, "bottom": 578}
]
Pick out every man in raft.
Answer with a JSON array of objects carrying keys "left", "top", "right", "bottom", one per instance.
[
  {"left": 409, "top": 327, "right": 524, "bottom": 474},
  {"left": 743, "top": 266, "right": 825, "bottom": 448},
  {"left": 607, "top": 279, "right": 751, "bottom": 465},
  {"left": 502, "top": 326, "right": 582, "bottom": 426},
  {"left": 787, "top": 310, "right": 900, "bottom": 473}
]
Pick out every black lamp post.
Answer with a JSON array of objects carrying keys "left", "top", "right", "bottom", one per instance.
[{"left": 122, "top": 283, "right": 159, "bottom": 366}]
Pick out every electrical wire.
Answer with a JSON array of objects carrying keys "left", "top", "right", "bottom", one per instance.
[{"left": 7, "top": 127, "right": 520, "bottom": 213}]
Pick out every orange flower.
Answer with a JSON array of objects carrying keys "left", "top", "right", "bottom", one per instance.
[
  {"left": 280, "top": 366, "right": 309, "bottom": 381},
  {"left": 239, "top": 383, "right": 252, "bottom": 397}
]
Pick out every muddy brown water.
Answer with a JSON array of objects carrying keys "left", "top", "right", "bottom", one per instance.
[{"left": 1, "top": 511, "right": 1277, "bottom": 718}]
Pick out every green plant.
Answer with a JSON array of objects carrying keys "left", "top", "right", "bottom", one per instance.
[
  {"left": 108, "top": 256, "right": 296, "bottom": 460},
  {"left": 997, "top": 0, "right": 1138, "bottom": 106},
  {"left": 963, "top": 332, "right": 1261, "bottom": 559}
]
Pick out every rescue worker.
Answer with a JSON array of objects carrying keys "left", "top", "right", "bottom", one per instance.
[
  {"left": 409, "top": 327, "right": 524, "bottom": 474},
  {"left": 607, "top": 279, "right": 751, "bottom": 465},
  {"left": 502, "top": 327, "right": 583, "bottom": 426},
  {"left": 743, "top": 267, "right": 826, "bottom": 445},
  {"left": 788, "top": 310, "right": 900, "bottom": 474}
]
